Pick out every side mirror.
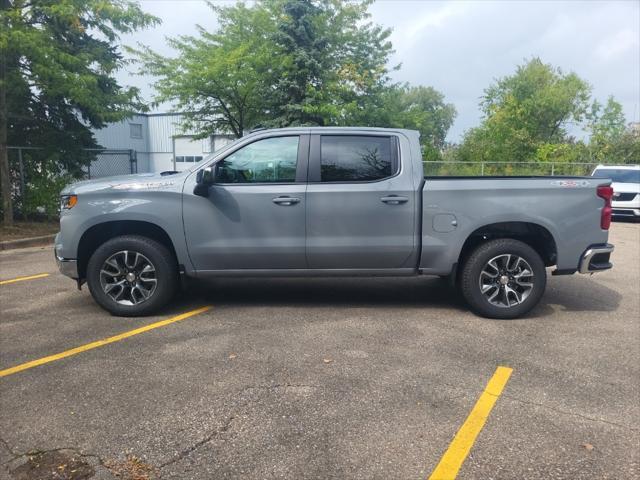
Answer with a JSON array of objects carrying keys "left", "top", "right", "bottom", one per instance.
[{"left": 194, "top": 166, "right": 214, "bottom": 197}]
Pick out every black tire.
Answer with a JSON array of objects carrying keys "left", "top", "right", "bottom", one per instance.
[
  {"left": 460, "top": 238, "right": 546, "bottom": 319},
  {"left": 87, "top": 235, "right": 177, "bottom": 316}
]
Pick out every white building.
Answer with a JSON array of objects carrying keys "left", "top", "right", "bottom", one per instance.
[{"left": 92, "top": 113, "right": 234, "bottom": 173}]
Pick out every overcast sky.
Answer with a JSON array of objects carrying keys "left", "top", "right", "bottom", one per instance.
[{"left": 117, "top": 0, "right": 640, "bottom": 141}]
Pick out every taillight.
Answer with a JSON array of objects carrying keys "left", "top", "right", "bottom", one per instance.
[{"left": 597, "top": 185, "right": 613, "bottom": 230}]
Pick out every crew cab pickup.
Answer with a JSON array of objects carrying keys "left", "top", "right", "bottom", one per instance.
[{"left": 56, "top": 127, "right": 615, "bottom": 319}]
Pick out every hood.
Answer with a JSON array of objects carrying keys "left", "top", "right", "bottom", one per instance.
[
  {"left": 62, "top": 171, "right": 188, "bottom": 195},
  {"left": 611, "top": 181, "right": 640, "bottom": 194}
]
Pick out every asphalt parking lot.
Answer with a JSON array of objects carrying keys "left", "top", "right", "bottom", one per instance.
[{"left": 1, "top": 223, "right": 638, "bottom": 480}]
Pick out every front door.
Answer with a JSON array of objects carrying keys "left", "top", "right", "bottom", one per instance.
[{"left": 183, "top": 134, "right": 309, "bottom": 271}]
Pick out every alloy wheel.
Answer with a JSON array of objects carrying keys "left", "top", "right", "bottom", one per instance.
[
  {"left": 99, "top": 250, "right": 158, "bottom": 306},
  {"left": 478, "top": 253, "right": 534, "bottom": 308}
]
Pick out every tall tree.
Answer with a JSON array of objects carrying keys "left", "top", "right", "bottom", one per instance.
[
  {"left": 352, "top": 85, "right": 456, "bottom": 160},
  {"left": 268, "top": 0, "right": 396, "bottom": 127},
  {"left": 0, "top": 0, "right": 158, "bottom": 224},
  {"left": 389, "top": 86, "right": 456, "bottom": 159},
  {"left": 133, "top": 0, "right": 399, "bottom": 136},
  {"left": 131, "top": 2, "right": 275, "bottom": 138},
  {"left": 456, "top": 58, "right": 591, "bottom": 163},
  {"left": 585, "top": 97, "right": 640, "bottom": 164},
  {"left": 268, "top": 0, "right": 326, "bottom": 126},
  {"left": 586, "top": 96, "right": 626, "bottom": 162}
]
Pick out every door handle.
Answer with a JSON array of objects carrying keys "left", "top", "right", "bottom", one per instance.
[
  {"left": 272, "top": 196, "right": 300, "bottom": 206},
  {"left": 380, "top": 195, "right": 408, "bottom": 205}
]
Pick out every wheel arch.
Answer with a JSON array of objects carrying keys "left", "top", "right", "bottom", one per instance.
[
  {"left": 456, "top": 221, "right": 558, "bottom": 278},
  {"left": 77, "top": 220, "right": 178, "bottom": 280}
]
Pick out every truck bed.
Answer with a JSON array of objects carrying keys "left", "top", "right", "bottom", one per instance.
[{"left": 419, "top": 176, "right": 611, "bottom": 274}]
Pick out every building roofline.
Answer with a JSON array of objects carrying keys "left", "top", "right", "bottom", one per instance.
[{"left": 131, "top": 112, "right": 187, "bottom": 117}]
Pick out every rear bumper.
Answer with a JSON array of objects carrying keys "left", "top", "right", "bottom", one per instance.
[{"left": 578, "top": 244, "right": 614, "bottom": 274}]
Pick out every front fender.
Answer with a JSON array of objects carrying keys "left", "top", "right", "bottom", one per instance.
[{"left": 57, "top": 189, "right": 193, "bottom": 273}]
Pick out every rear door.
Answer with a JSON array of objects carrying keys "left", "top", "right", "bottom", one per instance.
[
  {"left": 305, "top": 133, "right": 417, "bottom": 269},
  {"left": 183, "top": 134, "right": 309, "bottom": 271}
]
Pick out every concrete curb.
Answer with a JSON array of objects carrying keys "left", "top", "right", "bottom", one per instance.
[{"left": 0, "top": 234, "right": 56, "bottom": 251}]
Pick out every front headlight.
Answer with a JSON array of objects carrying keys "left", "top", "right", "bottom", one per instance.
[{"left": 60, "top": 194, "right": 78, "bottom": 210}]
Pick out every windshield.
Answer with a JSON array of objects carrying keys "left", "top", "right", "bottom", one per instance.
[{"left": 592, "top": 168, "right": 640, "bottom": 183}]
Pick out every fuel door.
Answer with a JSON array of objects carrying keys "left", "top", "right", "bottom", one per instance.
[{"left": 433, "top": 214, "right": 458, "bottom": 233}]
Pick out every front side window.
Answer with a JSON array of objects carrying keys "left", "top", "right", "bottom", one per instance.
[
  {"left": 320, "top": 136, "right": 394, "bottom": 182},
  {"left": 215, "top": 136, "right": 299, "bottom": 183}
]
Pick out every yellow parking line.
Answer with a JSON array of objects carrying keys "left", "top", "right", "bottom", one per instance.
[
  {"left": 428, "top": 366, "right": 513, "bottom": 480},
  {"left": 0, "top": 306, "right": 212, "bottom": 378},
  {"left": 0, "top": 273, "right": 50, "bottom": 285}
]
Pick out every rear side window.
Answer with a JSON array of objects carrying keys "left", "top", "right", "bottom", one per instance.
[{"left": 320, "top": 136, "right": 396, "bottom": 182}]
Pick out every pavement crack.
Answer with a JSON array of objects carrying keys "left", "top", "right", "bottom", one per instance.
[
  {"left": 501, "top": 394, "right": 639, "bottom": 432},
  {"left": 0, "top": 435, "right": 17, "bottom": 457},
  {"left": 159, "top": 416, "right": 235, "bottom": 469},
  {"left": 1, "top": 446, "right": 107, "bottom": 466}
]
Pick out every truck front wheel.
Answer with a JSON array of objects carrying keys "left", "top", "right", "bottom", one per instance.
[
  {"left": 86, "top": 235, "right": 178, "bottom": 316},
  {"left": 460, "top": 239, "right": 546, "bottom": 319}
]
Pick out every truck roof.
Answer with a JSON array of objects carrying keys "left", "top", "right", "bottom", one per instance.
[{"left": 245, "top": 126, "right": 420, "bottom": 137}]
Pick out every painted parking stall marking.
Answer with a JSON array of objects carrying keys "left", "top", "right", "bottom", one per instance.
[
  {"left": 428, "top": 366, "right": 513, "bottom": 480},
  {"left": 0, "top": 273, "right": 50, "bottom": 285},
  {"left": 0, "top": 306, "right": 212, "bottom": 378}
]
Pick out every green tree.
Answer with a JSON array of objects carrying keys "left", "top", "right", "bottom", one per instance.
[
  {"left": 267, "top": 0, "right": 326, "bottom": 126},
  {"left": 131, "top": 2, "right": 275, "bottom": 138},
  {"left": 585, "top": 96, "right": 638, "bottom": 164},
  {"left": 0, "top": 0, "right": 158, "bottom": 225},
  {"left": 277, "top": 0, "right": 397, "bottom": 127},
  {"left": 610, "top": 128, "right": 640, "bottom": 164},
  {"left": 391, "top": 86, "right": 456, "bottom": 160},
  {"left": 457, "top": 58, "right": 591, "bottom": 164},
  {"left": 355, "top": 85, "right": 456, "bottom": 161},
  {"left": 133, "top": 0, "right": 399, "bottom": 135},
  {"left": 587, "top": 97, "right": 626, "bottom": 141}
]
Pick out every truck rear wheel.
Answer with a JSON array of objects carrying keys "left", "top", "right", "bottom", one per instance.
[
  {"left": 460, "top": 239, "right": 546, "bottom": 319},
  {"left": 86, "top": 235, "right": 177, "bottom": 316}
]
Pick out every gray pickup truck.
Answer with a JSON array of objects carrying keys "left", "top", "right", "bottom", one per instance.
[{"left": 56, "top": 127, "right": 615, "bottom": 319}]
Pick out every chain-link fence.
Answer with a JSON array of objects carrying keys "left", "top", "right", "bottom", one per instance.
[
  {"left": 4, "top": 146, "right": 137, "bottom": 220},
  {"left": 423, "top": 161, "right": 602, "bottom": 177},
  {"left": 84, "top": 149, "right": 137, "bottom": 179}
]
